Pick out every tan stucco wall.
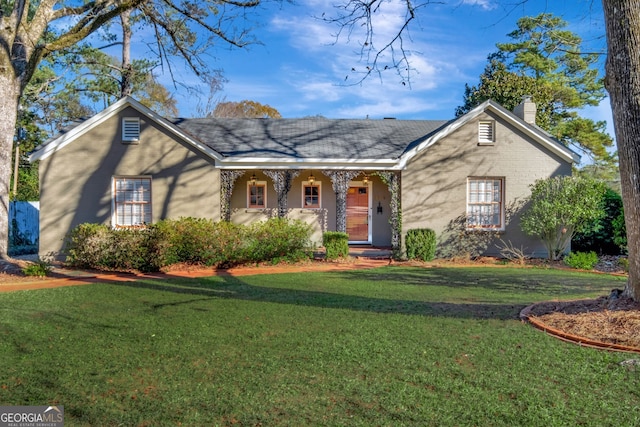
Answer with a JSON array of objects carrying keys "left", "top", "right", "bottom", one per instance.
[
  {"left": 401, "top": 111, "right": 572, "bottom": 258},
  {"left": 39, "top": 107, "right": 220, "bottom": 257}
]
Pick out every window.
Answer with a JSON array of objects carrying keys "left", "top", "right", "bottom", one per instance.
[
  {"left": 122, "top": 117, "right": 141, "bottom": 142},
  {"left": 478, "top": 121, "right": 495, "bottom": 144},
  {"left": 247, "top": 181, "right": 267, "bottom": 208},
  {"left": 467, "top": 177, "right": 504, "bottom": 229},
  {"left": 302, "top": 181, "right": 321, "bottom": 208},
  {"left": 113, "top": 177, "right": 151, "bottom": 227}
]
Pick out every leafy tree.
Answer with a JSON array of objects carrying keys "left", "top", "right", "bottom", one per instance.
[
  {"left": 603, "top": 1, "right": 640, "bottom": 298},
  {"left": 572, "top": 187, "right": 624, "bottom": 255},
  {"left": 521, "top": 176, "right": 606, "bottom": 260},
  {"left": 613, "top": 209, "right": 627, "bottom": 254},
  {"left": 457, "top": 14, "right": 613, "bottom": 164},
  {"left": 10, "top": 109, "right": 47, "bottom": 201},
  {"left": 212, "top": 100, "right": 282, "bottom": 118},
  {"left": 0, "top": 0, "right": 262, "bottom": 257}
]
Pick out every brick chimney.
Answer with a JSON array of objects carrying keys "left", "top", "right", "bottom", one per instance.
[{"left": 513, "top": 96, "right": 536, "bottom": 125}]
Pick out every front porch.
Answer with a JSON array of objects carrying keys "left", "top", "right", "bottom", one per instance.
[{"left": 220, "top": 169, "right": 401, "bottom": 250}]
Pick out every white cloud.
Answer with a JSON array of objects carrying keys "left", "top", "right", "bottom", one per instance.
[{"left": 460, "top": 0, "right": 497, "bottom": 11}]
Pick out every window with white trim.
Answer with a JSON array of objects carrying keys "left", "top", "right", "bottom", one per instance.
[
  {"left": 478, "top": 120, "right": 495, "bottom": 144},
  {"left": 122, "top": 117, "right": 141, "bottom": 142},
  {"left": 113, "top": 177, "right": 152, "bottom": 227},
  {"left": 247, "top": 181, "right": 267, "bottom": 208},
  {"left": 467, "top": 177, "right": 504, "bottom": 229},
  {"left": 302, "top": 181, "right": 321, "bottom": 208}
]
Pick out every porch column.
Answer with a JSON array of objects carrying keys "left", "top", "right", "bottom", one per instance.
[
  {"left": 220, "top": 170, "right": 246, "bottom": 221},
  {"left": 264, "top": 170, "right": 301, "bottom": 217},
  {"left": 322, "top": 170, "right": 361, "bottom": 233},
  {"left": 376, "top": 171, "right": 401, "bottom": 252}
]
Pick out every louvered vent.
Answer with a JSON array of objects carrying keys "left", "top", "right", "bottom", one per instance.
[
  {"left": 122, "top": 118, "right": 141, "bottom": 142},
  {"left": 478, "top": 121, "right": 495, "bottom": 144}
]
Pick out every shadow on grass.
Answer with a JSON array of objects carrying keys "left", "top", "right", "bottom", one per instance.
[
  {"left": 337, "top": 266, "right": 623, "bottom": 295},
  {"left": 108, "top": 271, "right": 532, "bottom": 320}
]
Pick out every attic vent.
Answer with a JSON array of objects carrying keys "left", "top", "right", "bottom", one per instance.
[
  {"left": 122, "top": 117, "right": 141, "bottom": 142},
  {"left": 478, "top": 121, "right": 495, "bottom": 144}
]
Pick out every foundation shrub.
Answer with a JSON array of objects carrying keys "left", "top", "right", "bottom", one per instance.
[
  {"left": 245, "top": 218, "right": 312, "bottom": 263},
  {"left": 564, "top": 251, "right": 599, "bottom": 270},
  {"left": 323, "top": 232, "right": 349, "bottom": 260},
  {"left": 65, "top": 217, "right": 313, "bottom": 271},
  {"left": 405, "top": 228, "right": 437, "bottom": 261},
  {"left": 65, "top": 223, "right": 113, "bottom": 268}
]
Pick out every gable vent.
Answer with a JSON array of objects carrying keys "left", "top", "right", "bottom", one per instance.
[
  {"left": 478, "top": 121, "right": 495, "bottom": 144},
  {"left": 122, "top": 117, "right": 141, "bottom": 142}
]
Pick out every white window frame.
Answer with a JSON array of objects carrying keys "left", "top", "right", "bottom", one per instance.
[
  {"left": 478, "top": 120, "right": 495, "bottom": 145},
  {"left": 466, "top": 177, "right": 504, "bottom": 230},
  {"left": 247, "top": 181, "right": 267, "bottom": 209},
  {"left": 302, "top": 180, "right": 321, "bottom": 209},
  {"left": 112, "top": 176, "right": 152, "bottom": 228},
  {"left": 122, "top": 117, "right": 141, "bottom": 142}
]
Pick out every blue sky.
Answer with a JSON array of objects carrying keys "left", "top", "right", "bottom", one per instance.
[{"left": 143, "top": 0, "right": 610, "bottom": 131}]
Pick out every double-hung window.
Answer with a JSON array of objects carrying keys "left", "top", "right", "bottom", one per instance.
[
  {"left": 302, "top": 181, "right": 321, "bottom": 208},
  {"left": 248, "top": 181, "right": 267, "bottom": 208},
  {"left": 467, "top": 177, "right": 504, "bottom": 230},
  {"left": 113, "top": 177, "right": 152, "bottom": 227}
]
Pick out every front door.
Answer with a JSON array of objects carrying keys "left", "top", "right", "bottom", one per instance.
[{"left": 346, "top": 186, "right": 370, "bottom": 242}]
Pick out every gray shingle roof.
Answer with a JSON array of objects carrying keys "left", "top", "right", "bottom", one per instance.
[{"left": 171, "top": 117, "right": 450, "bottom": 159}]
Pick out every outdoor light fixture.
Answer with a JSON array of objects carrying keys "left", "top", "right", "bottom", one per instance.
[
  {"left": 362, "top": 174, "right": 369, "bottom": 185},
  {"left": 377, "top": 201, "right": 383, "bottom": 215},
  {"left": 250, "top": 173, "right": 257, "bottom": 186},
  {"left": 308, "top": 174, "right": 315, "bottom": 184}
]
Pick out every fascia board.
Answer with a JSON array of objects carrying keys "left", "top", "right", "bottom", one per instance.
[
  {"left": 29, "top": 97, "right": 132, "bottom": 162},
  {"left": 29, "top": 96, "right": 224, "bottom": 162},
  {"left": 218, "top": 157, "right": 401, "bottom": 170},
  {"left": 398, "top": 100, "right": 579, "bottom": 167}
]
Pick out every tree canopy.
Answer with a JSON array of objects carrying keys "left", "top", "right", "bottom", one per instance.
[
  {"left": 212, "top": 100, "right": 282, "bottom": 118},
  {"left": 456, "top": 13, "right": 613, "bottom": 164}
]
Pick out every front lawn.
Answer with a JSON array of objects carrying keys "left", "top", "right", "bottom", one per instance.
[{"left": 0, "top": 266, "right": 638, "bottom": 426}]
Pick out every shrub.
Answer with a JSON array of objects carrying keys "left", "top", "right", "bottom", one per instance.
[
  {"left": 613, "top": 210, "right": 627, "bottom": 253},
  {"left": 405, "top": 228, "right": 436, "bottom": 261},
  {"left": 245, "top": 218, "right": 312, "bottom": 264},
  {"left": 572, "top": 188, "right": 624, "bottom": 255},
  {"left": 65, "top": 223, "right": 113, "bottom": 268},
  {"left": 521, "top": 176, "right": 606, "bottom": 260},
  {"left": 323, "top": 232, "right": 349, "bottom": 260},
  {"left": 619, "top": 257, "right": 629, "bottom": 273},
  {"left": 564, "top": 251, "right": 599, "bottom": 270},
  {"left": 65, "top": 217, "right": 314, "bottom": 271},
  {"left": 22, "top": 259, "right": 52, "bottom": 277}
]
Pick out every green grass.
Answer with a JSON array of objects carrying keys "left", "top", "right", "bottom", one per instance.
[{"left": 0, "top": 266, "right": 638, "bottom": 426}]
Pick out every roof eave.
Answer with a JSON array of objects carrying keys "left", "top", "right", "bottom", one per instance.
[
  {"left": 218, "top": 157, "right": 401, "bottom": 170},
  {"left": 397, "top": 100, "right": 579, "bottom": 167},
  {"left": 29, "top": 96, "right": 224, "bottom": 163}
]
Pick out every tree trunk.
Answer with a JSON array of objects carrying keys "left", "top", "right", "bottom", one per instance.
[
  {"left": 602, "top": 0, "right": 640, "bottom": 299},
  {"left": 121, "top": 10, "right": 134, "bottom": 97},
  {"left": 0, "top": 76, "right": 20, "bottom": 258}
]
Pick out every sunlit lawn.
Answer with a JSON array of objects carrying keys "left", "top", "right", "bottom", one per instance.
[{"left": 0, "top": 266, "right": 638, "bottom": 426}]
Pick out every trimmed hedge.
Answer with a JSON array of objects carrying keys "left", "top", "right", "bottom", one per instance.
[
  {"left": 65, "top": 217, "right": 313, "bottom": 272},
  {"left": 405, "top": 228, "right": 437, "bottom": 261},
  {"left": 323, "top": 232, "right": 349, "bottom": 260}
]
